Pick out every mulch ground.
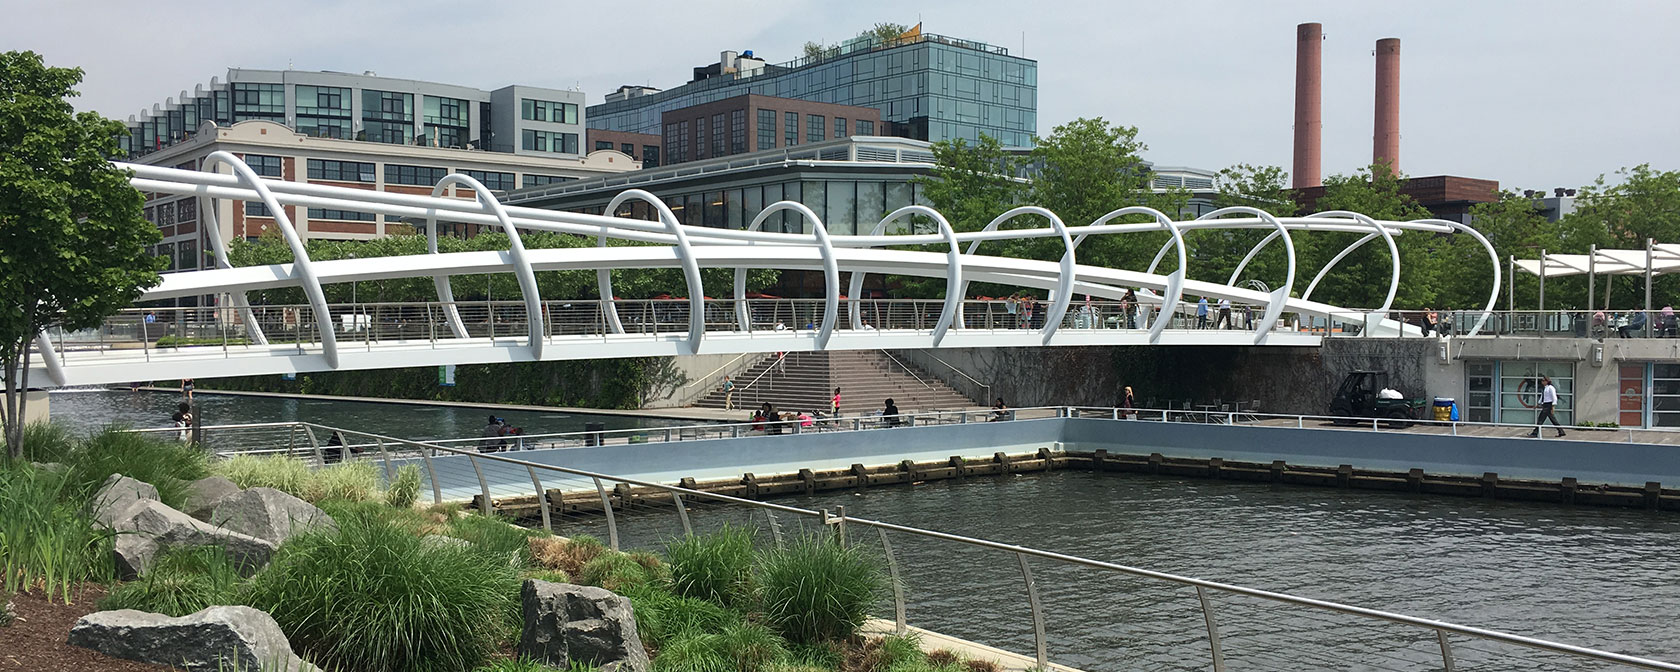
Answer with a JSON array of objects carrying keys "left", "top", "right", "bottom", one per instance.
[{"left": 1, "top": 584, "right": 177, "bottom": 672}]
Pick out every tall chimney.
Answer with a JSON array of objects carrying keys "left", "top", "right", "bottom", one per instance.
[
  {"left": 1292, "top": 22, "right": 1323, "bottom": 188},
  {"left": 1373, "top": 38, "right": 1401, "bottom": 176}
]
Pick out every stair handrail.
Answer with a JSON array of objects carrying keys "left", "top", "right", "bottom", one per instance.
[
  {"left": 879, "top": 350, "right": 933, "bottom": 389},
  {"left": 911, "top": 349, "right": 992, "bottom": 404},
  {"left": 737, "top": 351, "right": 785, "bottom": 395},
  {"left": 680, "top": 352, "right": 757, "bottom": 392}
]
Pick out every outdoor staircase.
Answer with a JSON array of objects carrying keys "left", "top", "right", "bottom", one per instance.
[{"left": 692, "top": 350, "right": 979, "bottom": 418}]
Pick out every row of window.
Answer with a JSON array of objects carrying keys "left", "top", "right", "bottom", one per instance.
[
  {"left": 308, "top": 159, "right": 377, "bottom": 182},
  {"left": 240, "top": 154, "right": 562, "bottom": 190},
  {"left": 521, "top": 98, "right": 579, "bottom": 124},
  {"left": 574, "top": 179, "right": 924, "bottom": 235},
  {"left": 521, "top": 129, "right": 579, "bottom": 154}
]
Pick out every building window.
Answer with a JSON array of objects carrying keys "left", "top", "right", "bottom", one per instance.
[
  {"left": 295, "top": 85, "right": 350, "bottom": 138},
  {"left": 422, "top": 95, "right": 469, "bottom": 148},
  {"left": 245, "top": 202, "right": 271, "bottom": 217},
  {"left": 785, "top": 112, "right": 798, "bottom": 147},
  {"left": 757, "top": 109, "right": 776, "bottom": 150},
  {"left": 678, "top": 121, "right": 690, "bottom": 163},
  {"left": 176, "top": 198, "right": 197, "bottom": 223},
  {"left": 459, "top": 170, "right": 515, "bottom": 191},
  {"left": 730, "top": 110, "right": 746, "bottom": 154},
  {"left": 642, "top": 145, "right": 660, "bottom": 168},
  {"left": 157, "top": 202, "right": 176, "bottom": 227},
  {"left": 307, "top": 207, "right": 376, "bottom": 222},
  {"left": 244, "top": 154, "right": 283, "bottom": 177},
  {"left": 178, "top": 240, "right": 198, "bottom": 269},
  {"left": 521, "top": 129, "right": 579, "bottom": 154},
  {"left": 386, "top": 164, "right": 448, "bottom": 186},
  {"left": 362, "top": 121, "right": 411, "bottom": 144},
  {"left": 230, "top": 83, "right": 284, "bottom": 121},
  {"left": 621, "top": 143, "right": 633, "bottom": 155},
  {"left": 298, "top": 117, "right": 352, "bottom": 139},
  {"left": 857, "top": 119, "right": 875, "bottom": 135},
  {"left": 307, "top": 159, "right": 376, "bottom": 182},
  {"left": 807, "top": 115, "right": 826, "bottom": 143},
  {"left": 520, "top": 99, "right": 578, "bottom": 124},
  {"left": 522, "top": 174, "right": 574, "bottom": 189},
  {"left": 835, "top": 117, "right": 848, "bottom": 138},
  {"left": 711, "top": 113, "right": 726, "bottom": 157},
  {"left": 596, "top": 140, "right": 614, "bottom": 151},
  {"left": 362, "top": 90, "right": 413, "bottom": 144},
  {"left": 1492, "top": 361, "right": 1575, "bottom": 426}
]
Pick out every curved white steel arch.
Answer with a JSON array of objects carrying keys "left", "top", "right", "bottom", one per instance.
[
  {"left": 1086, "top": 207, "right": 1187, "bottom": 344},
  {"left": 1194, "top": 207, "right": 1299, "bottom": 344},
  {"left": 202, "top": 151, "right": 340, "bottom": 368},
  {"left": 600, "top": 190, "right": 686, "bottom": 336},
  {"left": 845, "top": 206, "right": 965, "bottom": 339},
  {"left": 742, "top": 202, "right": 840, "bottom": 349},
  {"left": 431, "top": 173, "right": 545, "bottom": 359},
  {"left": 193, "top": 177, "right": 266, "bottom": 345},
  {"left": 953, "top": 207, "right": 1076, "bottom": 345},
  {"left": 1299, "top": 211, "right": 1402, "bottom": 312}
]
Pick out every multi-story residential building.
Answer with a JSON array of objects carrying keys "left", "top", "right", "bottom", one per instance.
[
  {"left": 587, "top": 29, "right": 1037, "bottom": 148},
  {"left": 585, "top": 129, "right": 663, "bottom": 168},
  {"left": 120, "top": 69, "right": 587, "bottom": 161},
  {"left": 136, "top": 120, "right": 639, "bottom": 294},
  {"left": 658, "top": 94, "right": 882, "bottom": 165}
]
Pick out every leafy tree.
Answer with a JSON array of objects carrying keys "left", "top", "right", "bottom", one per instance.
[
  {"left": 1027, "top": 117, "right": 1186, "bottom": 273},
  {"left": 801, "top": 41, "right": 832, "bottom": 61},
  {"left": 1441, "top": 191, "right": 1555, "bottom": 311},
  {"left": 1201, "top": 164, "right": 1304, "bottom": 291},
  {"left": 1307, "top": 161, "right": 1436, "bottom": 309},
  {"left": 1558, "top": 165, "right": 1680, "bottom": 310},
  {"left": 1, "top": 51, "right": 164, "bottom": 458},
  {"left": 899, "top": 135, "right": 1024, "bottom": 297},
  {"left": 867, "top": 22, "right": 911, "bottom": 45}
]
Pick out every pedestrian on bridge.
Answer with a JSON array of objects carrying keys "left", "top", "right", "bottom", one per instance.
[
  {"left": 1216, "top": 298, "right": 1233, "bottom": 330},
  {"left": 1121, "top": 289, "right": 1137, "bottom": 329},
  {"left": 1196, "top": 297, "right": 1210, "bottom": 329}
]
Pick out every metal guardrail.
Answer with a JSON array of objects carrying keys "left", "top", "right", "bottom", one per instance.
[
  {"left": 1318, "top": 308, "right": 1680, "bottom": 340},
  {"left": 133, "top": 417, "right": 1680, "bottom": 672}
]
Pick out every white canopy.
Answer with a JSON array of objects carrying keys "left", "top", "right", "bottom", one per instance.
[{"left": 1514, "top": 244, "right": 1680, "bottom": 278}]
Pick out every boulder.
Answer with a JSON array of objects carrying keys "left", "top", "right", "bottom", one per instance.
[
  {"left": 91, "top": 474, "right": 160, "bottom": 527},
  {"left": 209, "top": 487, "right": 334, "bottom": 545},
  {"left": 182, "top": 476, "right": 242, "bottom": 521},
  {"left": 110, "top": 499, "right": 277, "bottom": 579},
  {"left": 68, "top": 605, "right": 315, "bottom": 671},
  {"left": 518, "top": 580, "right": 648, "bottom": 672}
]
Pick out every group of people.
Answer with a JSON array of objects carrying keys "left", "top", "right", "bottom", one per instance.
[
  {"left": 1194, "top": 297, "right": 1239, "bottom": 330},
  {"left": 478, "top": 414, "right": 526, "bottom": 452},
  {"left": 1593, "top": 306, "right": 1678, "bottom": 338}
]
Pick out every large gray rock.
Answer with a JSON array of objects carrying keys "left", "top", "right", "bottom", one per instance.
[
  {"left": 91, "top": 473, "right": 160, "bottom": 527},
  {"left": 518, "top": 580, "right": 648, "bottom": 672},
  {"left": 68, "top": 605, "right": 315, "bottom": 671},
  {"left": 110, "top": 499, "right": 277, "bottom": 579},
  {"left": 182, "top": 476, "right": 242, "bottom": 521},
  {"left": 209, "top": 487, "right": 334, "bottom": 545}
]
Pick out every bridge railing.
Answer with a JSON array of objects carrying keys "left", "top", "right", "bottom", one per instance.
[
  {"left": 1317, "top": 309, "right": 1680, "bottom": 339},
  {"left": 127, "top": 417, "right": 1680, "bottom": 672}
]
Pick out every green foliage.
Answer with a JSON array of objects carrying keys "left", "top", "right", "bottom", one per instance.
[
  {"left": 0, "top": 461, "right": 115, "bottom": 602},
  {"left": 521, "top": 568, "right": 571, "bottom": 584},
  {"left": 304, "top": 462, "right": 381, "bottom": 503},
  {"left": 16, "top": 421, "right": 75, "bottom": 463},
  {"left": 446, "top": 513, "right": 543, "bottom": 567},
  {"left": 63, "top": 429, "right": 210, "bottom": 509},
  {"left": 655, "top": 622, "right": 789, "bottom": 672},
  {"left": 99, "top": 546, "right": 247, "bottom": 617},
  {"left": 473, "top": 659, "right": 596, "bottom": 672},
  {"left": 755, "top": 535, "right": 887, "bottom": 644},
  {"left": 1308, "top": 162, "right": 1437, "bottom": 309},
  {"left": 242, "top": 506, "right": 520, "bottom": 672},
  {"left": 666, "top": 525, "right": 757, "bottom": 609},
  {"left": 385, "top": 464, "right": 423, "bottom": 509},
  {"left": 866, "top": 23, "right": 912, "bottom": 45},
  {"left": 623, "top": 585, "right": 739, "bottom": 649},
  {"left": 215, "top": 455, "right": 312, "bottom": 499},
  {"left": 577, "top": 551, "right": 667, "bottom": 593},
  {"left": 1, "top": 51, "right": 166, "bottom": 458}
]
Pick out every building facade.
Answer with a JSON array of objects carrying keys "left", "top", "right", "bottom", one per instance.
[
  {"left": 586, "top": 129, "right": 663, "bottom": 168},
  {"left": 120, "top": 69, "right": 587, "bottom": 162},
  {"left": 659, "top": 94, "right": 882, "bottom": 165},
  {"left": 587, "top": 31, "right": 1037, "bottom": 148},
  {"left": 136, "top": 120, "right": 639, "bottom": 290}
]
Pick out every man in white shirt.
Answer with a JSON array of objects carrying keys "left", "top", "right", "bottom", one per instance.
[
  {"left": 1528, "top": 376, "right": 1566, "bottom": 438},
  {"left": 1216, "top": 298, "right": 1234, "bottom": 330}
]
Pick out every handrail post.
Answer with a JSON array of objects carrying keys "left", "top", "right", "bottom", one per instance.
[
  {"left": 527, "top": 465, "right": 553, "bottom": 534},
  {"left": 1437, "top": 630, "right": 1456, "bottom": 671},
  {"left": 1196, "top": 586, "right": 1227, "bottom": 672},
  {"left": 418, "top": 446, "right": 443, "bottom": 505},
  {"left": 1017, "top": 552, "right": 1049, "bottom": 671},
  {"left": 468, "top": 454, "right": 492, "bottom": 516},
  {"left": 671, "top": 491, "right": 693, "bottom": 537},
  {"left": 878, "top": 528, "right": 908, "bottom": 635},
  {"left": 378, "top": 438, "right": 393, "bottom": 482},
  {"left": 594, "top": 476, "right": 620, "bottom": 551}
]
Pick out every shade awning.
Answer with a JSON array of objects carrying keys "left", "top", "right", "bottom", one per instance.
[{"left": 1513, "top": 244, "right": 1680, "bottom": 277}]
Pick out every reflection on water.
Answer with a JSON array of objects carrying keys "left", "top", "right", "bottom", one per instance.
[
  {"left": 560, "top": 471, "right": 1680, "bottom": 672},
  {"left": 48, "top": 390, "right": 684, "bottom": 441}
]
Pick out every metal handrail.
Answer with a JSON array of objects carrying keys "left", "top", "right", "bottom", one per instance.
[
  {"left": 910, "top": 349, "right": 992, "bottom": 403},
  {"left": 679, "top": 352, "right": 756, "bottom": 391},
  {"left": 168, "top": 418, "right": 1680, "bottom": 672},
  {"left": 876, "top": 350, "right": 931, "bottom": 390}
]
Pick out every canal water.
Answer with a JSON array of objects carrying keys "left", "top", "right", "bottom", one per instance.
[
  {"left": 49, "top": 390, "right": 683, "bottom": 440},
  {"left": 562, "top": 471, "right": 1680, "bottom": 672}
]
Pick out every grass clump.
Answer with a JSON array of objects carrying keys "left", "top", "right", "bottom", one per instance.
[
  {"left": 217, "top": 454, "right": 311, "bottom": 497},
  {"left": 473, "top": 660, "right": 598, "bottom": 672},
  {"left": 447, "top": 513, "right": 545, "bottom": 566},
  {"left": 522, "top": 568, "right": 571, "bottom": 584},
  {"left": 242, "top": 506, "right": 519, "bottom": 672},
  {"left": 577, "top": 551, "right": 667, "bottom": 594},
  {"left": 216, "top": 455, "right": 381, "bottom": 503},
  {"left": 385, "top": 464, "right": 423, "bottom": 509},
  {"left": 624, "top": 585, "right": 740, "bottom": 649},
  {"left": 16, "top": 421, "right": 76, "bottom": 463},
  {"left": 303, "top": 462, "right": 381, "bottom": 503},
  {"left": 651, "top": 623, "right": 792, "bottom": 672},
  {"left": 63, "top": 429, "right": 210, "bottom": 509},
  {"left": 0, "top": 462, "right": 115, "bottom": 603},
  {"left": 666, "top": 525, "right": 756, "bottom": 609},
  {"left": 757, "top": 535, "right": 888, "bottom": 644},
  {"left": 99, "top": 546, "right": 247, "bottom": 617},
  {"left": 529, "top": 535, "right": 607, "bottom": 576}
]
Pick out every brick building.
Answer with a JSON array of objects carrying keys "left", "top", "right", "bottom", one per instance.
[{"left": 658, "top": 94, "right": 884, "bottom": 165}]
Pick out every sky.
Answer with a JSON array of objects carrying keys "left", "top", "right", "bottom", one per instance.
[{"left": 4, "top": 0, "right": 1676, "bottom": 192}]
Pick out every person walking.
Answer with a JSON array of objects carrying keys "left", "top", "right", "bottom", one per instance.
[
  {"left": 721, "top": 375, "right": 735, "bottom": 411},
  {"left": 1528, "top": 376, "right": 1566, "bottom": 438},
  {"left": 1196, "top": 297, "right": 1209, "bottom": 329},
  {"left": 1123, "top": 386, "right": 1135, "bottom": 418},
  {"left": 181, "top": 378, "right": 195, "bottom": 401},
  {"left": 1122, "top": 289, "right": 1138, "bottom": 329},
  {"left": 1215, "top": 298, "right": 1233, "bottom": 330},
  {"left": 831, "top": 387, "right": 841, "bottom": 417}
]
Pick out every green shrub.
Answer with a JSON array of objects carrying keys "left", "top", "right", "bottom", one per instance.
[
  {"left": 64, "top": 429, "right": 210, "bottom": 509},
  {"left": 623, "top": 585, "right": 739, "bottom": 649},
  {"left": 756, "top": 535, "right": 887, "bottom": 644},
  {"left": 529, "top": 535, "right": 606, "bottom": 576},
  {"left": 99, "top": 546, "right": 248, "bottom": 617},
  {"left": 0, "top": 463, "right": 115, "bottom": 603},
  {"left": 17, "top": 421, "right": 76, "bottom": 463},
  {"left": 577, "top": 552, "right": 665, "bottom": 594},
  {"left": 522, "top": 569, "right": 571, "bottom": 584},
  {"left": 654, "top": 622, "right": 789, "bottom": 672},
  {"left": 653, "top": 632, "right": 733, "bottom": 672},
  {"left": 385, "top": 464, "right": 423, "bottom": 509},
  {"left": 303, "top": 462, "right": 381, "bottom": 503},
  {"left": 217, "top": 454, "right": 312, "bottom": 498},
  {"left": 472, "top": 659, "right": 596, "bottom": 672},
  {"left": 448, "top": 513, "right": 543, "bottom": 567},
  {"left": 666, "top": 525, "right": 757, "bottom": 609},
  {"left": 875, "top": 634, "right": 926, "bottom": 671},
  {"left": 242, "top": 507, "right": 520, "bottom": 672}
]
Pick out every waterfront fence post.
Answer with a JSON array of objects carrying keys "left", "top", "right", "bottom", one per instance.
[
  {"left": 593, "top": 477, "right": 620, "bottom": 551},
  {"left": 671, "top": 491, "right": 693, "bottom": 537},
  {"left": 418, "top": 445, "right": 442, "bottom": 505},
  {"left": 468, "top": 454, "right": 492, "bottom": 516},
  {"left": 527, "top": 465, "right": 553, "bottom": 534},
  {"left": 302, "top": 426, "right": 324, "bottom": 465},
  {"left": 764, "top": 509, "right": 785, "bottom": 548},
  {"left": 877, "top": 528, "right": 908, "bottom": 635},
  {"left": 834, "top": 506, "right": 848, "bottom": 547},
  {"left": 1436, "top": 630, "right": 1456, "bottom": 671},
  {"left": 1016, "top": 552, "right": 1049, "bottom": 670},
  {"left": 378, "top": 438, "right": 393, "bottom": 482},
  {"left": 1195, "top": 586, "right": 1227, "bottom": 672}
]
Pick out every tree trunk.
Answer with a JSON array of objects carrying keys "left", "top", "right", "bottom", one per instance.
[{"left": 3, "top": 346, "right": 22, "bottom": 460}]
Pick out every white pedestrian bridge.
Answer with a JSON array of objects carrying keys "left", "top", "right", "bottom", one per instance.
[{"left": 28, "top": 154, "right": 1501, "bottom": 387}]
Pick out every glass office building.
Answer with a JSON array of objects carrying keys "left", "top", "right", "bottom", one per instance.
[{"left": 588, "top": 32, "right": 1037, "bottom": 148}]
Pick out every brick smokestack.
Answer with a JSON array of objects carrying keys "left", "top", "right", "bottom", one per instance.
[
  {"left": 1292, "top": 22, "right": 1322, "bottom": 188},
  {"left": 1373, "top": 37, "right": 1401, "bottom": 176}
]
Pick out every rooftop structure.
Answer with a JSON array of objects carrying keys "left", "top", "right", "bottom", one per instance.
[{"left": 587, "top": 29, "right": 1037, "bottom": 148}]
